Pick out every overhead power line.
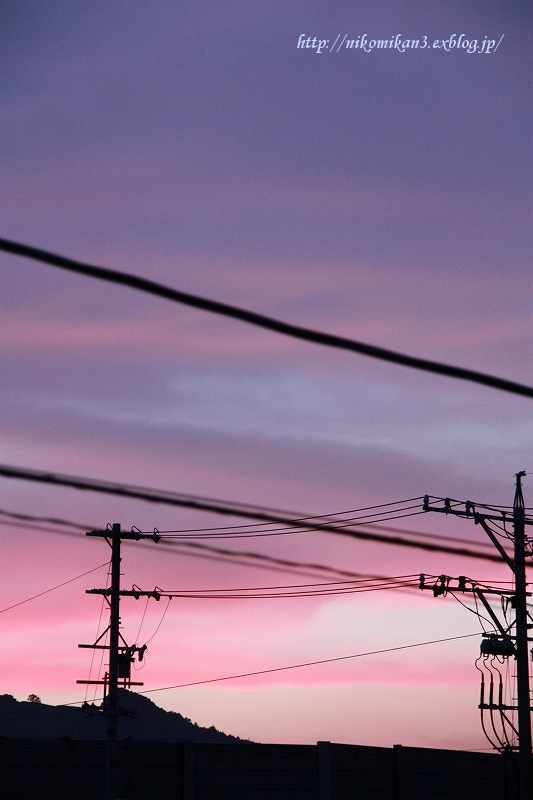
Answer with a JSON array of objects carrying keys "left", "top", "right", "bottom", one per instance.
[
  {"left": 0, "top": 515, "right": 490, "bottom": 589},
  {"left": 142, "top": 575, "right": 423, "bottom": 600},
  {"left": 1, "top": 237, "right": 532, "bottom": 399},
  {"left": 151, "top": 574, "right": 512, "bottom": 600},
  {"left": 0, "top": 506, "right": 498, "bottom": 551},
  {"left": 0, "top": 562, "right": 110, "bottom": 615},
  {"left": 0, "top": 516, "right": 369, "bottom": 582},
  {"left": 0, "top": 508, "right": 92, "bottom": 531},
  {"left": 138, "top": 632, "right": 482, "bottom": 694},
  {"left": 0, "top": 630, "right": 482, "bottom": 720},
  {"left": 0, "top": 464, "right": 512, "bottom": 562},
  {"left": 156, "top": 575, "right": 421, "bottom": 596},
  {"left": 0, "top": 510, "right": 428, "bottom": 582}
]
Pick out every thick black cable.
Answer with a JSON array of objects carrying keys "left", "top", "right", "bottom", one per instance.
[
  {"left": 0, "top": 517, "right": 397, "bottom": 582},
  {"left": 0, "top": 502, "right": 425, "bottom": 533},
  {"left": 149, "top": 497, "right": 426, "bottom": 533},
  {"left": 2, "top": 237, "right": 533, "bottom": 398},
  {"left": 0, "top": 465, "right": 510, "bottom": 562},
  {"left": 0, "top": 508, "right": 90, "bottom": 530},
  {"left": 0, "top": 506, "right": 500, "bottom": 551}
]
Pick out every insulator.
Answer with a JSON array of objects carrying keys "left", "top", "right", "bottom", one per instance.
[{"left": 432, "top": 575, "right": 448, "bottom": 596}]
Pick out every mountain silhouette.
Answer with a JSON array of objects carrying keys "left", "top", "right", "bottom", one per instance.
[{"left": 0, "top": 692, "right": 247, "bottom": 742}]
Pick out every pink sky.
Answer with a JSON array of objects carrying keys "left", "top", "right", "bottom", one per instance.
[{"left": 1, "top": 1, "right": 532, "bottom": 751}]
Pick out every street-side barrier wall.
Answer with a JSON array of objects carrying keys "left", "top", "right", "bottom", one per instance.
[{"left": 0, "top": 738, "right": 518, "bottom": 800}]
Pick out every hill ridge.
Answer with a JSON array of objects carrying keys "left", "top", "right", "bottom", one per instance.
[{"left": 0, "top": 692, "right": 248, "bottom": 743}]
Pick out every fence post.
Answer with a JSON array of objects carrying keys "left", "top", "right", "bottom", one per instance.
[
  {"left": 393, "top": 744, "right": 404, "bottom": 800},
  {"left": 318, "top": 741, "right": 332, "bottom": 800}
]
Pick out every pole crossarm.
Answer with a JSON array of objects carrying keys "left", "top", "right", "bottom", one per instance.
[
  {"left": 86, "top": 588, "right": 161, "bottom": 599},
  {"left": 419, "top": 575, "right": 518, "bottom": 637},
  {"left": 76, "top": 679, "right": 144, "bottom": 686},
  {"left": 479, "top": 704, "right": 533, "bottom": 712},
  {"left": 419, "top": 573, "right": 519, "bottom": 597},
  {"left": 86, "top": 528, "right": 161, "bottom": 543},
  {"left": 423, "top": 496, "right": 533, "bottom": 526}
]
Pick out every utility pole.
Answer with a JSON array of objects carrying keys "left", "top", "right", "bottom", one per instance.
[
  {"left": 77, "top": 523, "right": 160, "bottom": 800},
  {"left": 422, "top": 473, "right": 532, "bottom": 800},
  {"left": 512, "top": 473, "right": 532, "bottom": 799}
]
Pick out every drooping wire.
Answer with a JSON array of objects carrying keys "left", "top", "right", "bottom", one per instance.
[
  {"left": 475, "top": 656, "right": 501, "bottom": 752},
  {"left": 448, "top": 592, "right": 499, "bottom": 631},
  {"left": 134, "top": 595, "right": 151, "bottom": 645},
  {"left": 472, "top": 591, "right": 493, "bottom": 634},
  {"left": 143, "top": 596, "right": 172, "bottom": 645},
  {"left": 486, "top": 656, "right": 507, "bottom": 752},
  {"left": 79, "top": 559, "right": 112, "bottom": 737},
  {"left": 88, "top": 560, "right": 113, "bottom": 706}
]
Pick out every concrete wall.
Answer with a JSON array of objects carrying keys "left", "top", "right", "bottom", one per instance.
[{"left": 0, "top": 737, "right": 518, "bottom": 800}]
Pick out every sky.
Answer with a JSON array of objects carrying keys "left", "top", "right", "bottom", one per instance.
[{"left": 1, "top": 0, "right": 532, "bottom": 751}]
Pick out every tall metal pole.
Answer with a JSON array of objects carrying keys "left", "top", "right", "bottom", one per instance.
[
  {"left": 105, "top": 522, "right": 121, "bottom": 800},
  {"left": 513, "top": 472, "right": 532, "bottom": 800},
  {"left": 423, "top": 477, "right": 533, "bottom": 793}
]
